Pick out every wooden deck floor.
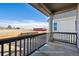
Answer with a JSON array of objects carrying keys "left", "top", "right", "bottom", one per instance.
[{"left": 31, "top": 41, "right": 79, "bottom": 56}]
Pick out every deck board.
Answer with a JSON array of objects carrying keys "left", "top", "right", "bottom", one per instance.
[{"left": 31, "top": 41, "right": 79, "bottom": 56}]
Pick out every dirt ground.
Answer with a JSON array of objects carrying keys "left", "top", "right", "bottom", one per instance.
[{"left": 0, "top": 29, "right": 47, "bottom": 39}]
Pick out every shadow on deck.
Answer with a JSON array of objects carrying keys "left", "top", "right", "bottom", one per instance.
[{"left": 31, "top": 41, "right": 79, "bottom": 56}]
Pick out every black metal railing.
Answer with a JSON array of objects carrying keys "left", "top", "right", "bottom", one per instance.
[
  {"left": 0, "top": 33, "right": 47, "bottom": 56},
  {"left": 53, "top": 32, "right": 77, "bottom": 45}
]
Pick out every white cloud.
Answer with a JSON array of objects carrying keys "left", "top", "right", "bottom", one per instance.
[{"left": 0, "top": 19, "right": 49, "bottom": 29}]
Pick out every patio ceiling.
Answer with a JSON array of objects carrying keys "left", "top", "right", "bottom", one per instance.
[{"left": 30, "top": 3, "right": 77, "bottom": 16}]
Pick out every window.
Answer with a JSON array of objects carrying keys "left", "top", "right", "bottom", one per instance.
[{"left": 54, "top": 22, "right": 57, "bottom": 31}]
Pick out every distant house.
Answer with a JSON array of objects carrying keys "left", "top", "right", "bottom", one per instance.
[{"left": 33, "top": 28, "right": 47, "bottom": 31}]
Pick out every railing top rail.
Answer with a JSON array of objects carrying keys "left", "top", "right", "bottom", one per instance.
[
  {"left": 0, "top": 33, "right": 47, "bottom": 44},
  {"left": 53, "top": 32, "right": 77, "bottom": 34}
]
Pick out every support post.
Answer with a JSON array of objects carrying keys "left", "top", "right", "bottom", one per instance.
[
  {"left": 76, "top": 4, "right": 79, "bottom": 48},
  {"left": 48, "top": 15, "right": 53, "bottom": 41}
]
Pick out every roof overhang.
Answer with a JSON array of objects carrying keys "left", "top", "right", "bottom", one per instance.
[{"left": 30, "top": 3, "right": 77, "bottom": 16}]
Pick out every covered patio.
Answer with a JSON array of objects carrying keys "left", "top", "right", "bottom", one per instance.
[
  {"left": 30, "top": 3, "right": 79, "bottom": 56},
  {"left": 0, "top": 3, "right": 79, "bottom": 56}
]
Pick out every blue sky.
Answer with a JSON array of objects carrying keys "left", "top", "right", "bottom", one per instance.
[{"left": 0, "top": 3, "right": 48, "bottom": 29}]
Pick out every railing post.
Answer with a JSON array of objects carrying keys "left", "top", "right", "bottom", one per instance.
[
  {"left": 15, "top": 41, "right": 17, "bottom": 56},
  {"left": 1, "top": 44, "right": 4, "bottom": 56},
  {"left": 9, "top": 42, "right": 11, "bottom": 56}
]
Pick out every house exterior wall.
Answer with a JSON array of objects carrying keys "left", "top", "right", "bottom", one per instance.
[
  {"left": 52, "top": 10, "right": 77, "bottom": 32},
  {"left": 77, "top": 4, "right": 79, "bottom": 48},
  {"left": 53, "top": 16, "right": 76, "bottom": 32}
]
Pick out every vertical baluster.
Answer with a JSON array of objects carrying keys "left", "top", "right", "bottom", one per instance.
[
  {"left": 63, "top": 34, "right": 64, "bottom": 41},
  {"left": 1, "top": 44, "right": 4, "bottom": 56},
  {"left": 58, "top": 33, "right": 60, "bottom": 40},
  {"left": 32, "top": 37, "right": 34, "bottom": 51},
  {"left": 41, "top": 35, "right": 43, "bottom": 45},
  {"left": 42, "top": 35, "right": 43, "bottom": 45},
  {"left": 67, "top": 34, "right": 68, "bottom": 42},
  {"left": 76, "top": 33, "right": 77, "bottom": 45},
  {"left": 68, "top": 34, "right": 69, "bottom": 42},
  {"left": 33, "top": 37, "right": 35, "bottom": 51},
  {"left": 72, "top": 34, "right": 74, "bottom": 44},
  {"left": 36, "top": 37, "right": 37, "bottom": 49},
  {"left": 30, "top": 38, "right": 31, "bottom": 53},
  {"left": 60, "top": 33, "right": 61, "bottom": 40},
  {"left": 29, "top": 38, "right": 30, "bottom": 54},
  {"left": 9, "top": 42, "right": 11, "bottom": 56},
  {"left": 72, "top": 34, "right": 74, "bottom": 43},
  {"left": 74, "top": 34, "right": 75, "bottom": 44},
  {"left": 64, "top": 34, "right": 65, "bottom": 41},
  {"left": 73, "top": 34, "right": 75, "bottom": 44},
  {"left": 60, "top": 33, "right": 61, "bottom": 39},
  {"left": 71, "top": 34, "right": 73, "bottom": 43},
  {"left": 23, "top": 39, "right": 25, "bottom": 56},
  {"left": 37, "top": 36, "right": 39, "bottom": 48},
  {"left": 59, "top": 33, "right": 60, "bottom": 40},
  {"left": 41, "top": 35, "right": 42, "bottom": 45},
  {"left": 27, "top": 38, "right": 29, "bottom": 55},
  {"left": 44, "top": 34, "right": 46, "bottom": 44},
  {"left": 39, "top": 36, "right": 40, "bottom": 47},
  {"left": 43, "top": 35, "right": 44, "bottom": 44},
  {"left": 31, "top": 37, "right": 33, "bottom": 52},
  {"left": 20, "top": 40, "right": 21, "bottom": 56},
  {"left": 59, "top": 33, "right": 61, "bottom": 40},
  {"left": 39, "top": 35, "right": 40, "bottom": 47},
  {"left": 69, "top": 34, "right": 70, "bottom": 43},
  {"left": 65, "top": 34, "right": 68, "bottom": 42},
  {"left": 34, "top": 37, "right": 35, "bottom": 50},
  {"left": 61, "top": 34, "right": 63, "bottom": 39},
  {"left": 35, "top": 37, "right": 36, "bottom": 49},
  {"left": 68, "top": 34, "right": 70, "bottom": 42},
  {"left": 15, "top": 41, "right": 17, "bottom": 56}
]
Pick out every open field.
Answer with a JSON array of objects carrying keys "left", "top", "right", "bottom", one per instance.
[{"left": 0, "top": 29, "right": 47, "bottom": 39}]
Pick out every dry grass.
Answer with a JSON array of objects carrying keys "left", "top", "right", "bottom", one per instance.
[{"left": 0, "top": 29, "right": 47, "bottom": 39}]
